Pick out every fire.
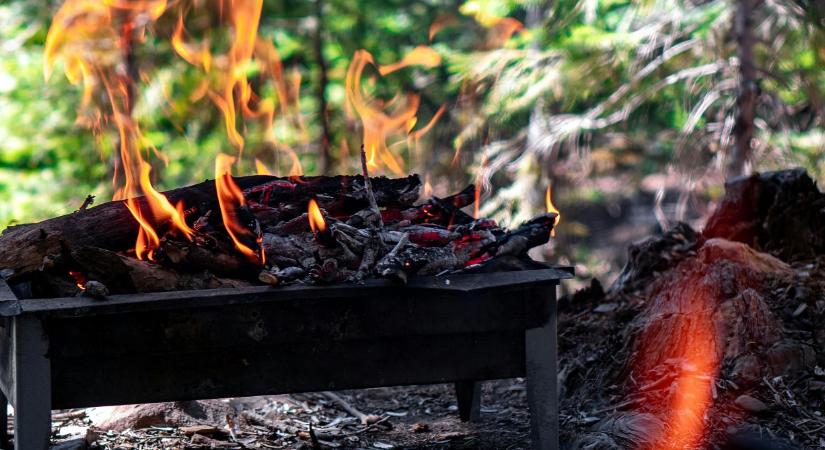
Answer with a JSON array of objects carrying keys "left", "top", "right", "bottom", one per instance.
[
  {"left": 255, "top": 159, "right": 272, "bottom": 175},
  {"left": 378, "top": 46, "right": 442, "bottom": 76},
  {"left": 307, "top": 199, "right": 327, "bottom": 234},
  {"left": 473, "top": 155, "right": 488, "bottom": 219},
  {"left": 215, "top": 153, "right": 262, "bottom": 262},
  {"left": 171, "top": 0, "right": 302, "bottom": 153},
  {"left": 170, "top": 13, "right": 211, "bottom": 71},
  {"left": 428, "top": 14, "right": 458, "bottom": 41},
  {"left": 68, "top": 270, "right": 87, "bottom": 290},
  {"left": 46, "top": 0, "right": 194, "bottom": 261},
  {"left": 545, "top": 185, "right": 560, "bottom": 237},
  {"left": 345, "top": 47, "right": 441, "bottom": 176},
  {"left": 422, "top": 174, "right": 433, "bottom": 199}
]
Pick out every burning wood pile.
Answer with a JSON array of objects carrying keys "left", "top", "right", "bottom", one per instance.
[
  {"left": 0, "top": 0, "right": 562, "bottom": 299},
  {"left": 0, "top": 171, "right": 558, "bottom": 298}
]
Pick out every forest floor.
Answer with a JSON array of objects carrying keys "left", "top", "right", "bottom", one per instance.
[{"left": 51, "top": 380, "right": 533, "bottom": 449}]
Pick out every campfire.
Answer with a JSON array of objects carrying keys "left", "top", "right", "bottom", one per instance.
[
  {"left": 8, "top": 0, "right": 825, "bottom": 449},
  {"left": 0, "top": 0, "right": 560, "bottom": 298}
]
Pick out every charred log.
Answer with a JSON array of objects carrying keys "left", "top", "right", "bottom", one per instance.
[{"left": 0, "top": 174, "right": 421, "bottom": 283}]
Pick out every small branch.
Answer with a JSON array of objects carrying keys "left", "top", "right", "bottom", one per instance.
[
  {"left": 360, "top": 144, "right": 383, "bottom": 229},
  {"left": 77, "top": 195, "right": 95, "bottom": 212},
  {"left": 321, "top": 391, "right": 379, "bottom": 425}
]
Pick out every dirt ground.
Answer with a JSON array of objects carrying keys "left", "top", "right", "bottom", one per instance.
[{"left": 48, "top": 379, "right": 535, "bottom": 449}]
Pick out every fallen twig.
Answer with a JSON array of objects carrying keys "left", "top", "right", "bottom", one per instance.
[{"left": 321, "top": 391, "right": 380, "bottom": 425}]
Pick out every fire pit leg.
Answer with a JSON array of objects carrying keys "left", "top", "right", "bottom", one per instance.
[
  {"left": 454, "top": 381, "right": 481, "bottom": 421},
  {"left": 12, "top": 316, "right": 52, "bottom": 450},
  {"left": 0, "top": 390, "right": 8, "bottom": 449},
  {"left": 525, "top": 290, "right": 559, "bottom": 450}
]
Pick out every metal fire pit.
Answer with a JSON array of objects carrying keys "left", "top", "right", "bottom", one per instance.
[{"left": 0, "top": 267, "right": 570, "bottom": 449}]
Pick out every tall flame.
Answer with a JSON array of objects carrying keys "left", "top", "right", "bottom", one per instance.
[
  {"left": 307, "top": 199, "right": 327, "bottom": 233},
  {"left": 46, "top": 0, "right": 193, "bottom": 261},
  {"left": 473, "top": 155, "right": 488, "bottom": 219},
  {"left": 215, "top": 153, "right": 262, "bottom": 262},
  {"left": 255, "top": 158, "right": 272, "bottom": 175},
  {"left": 345, "top": 47, "right": 441, "bottom": 176},
  {"left": 545, "top": 185, "right": 560, "bottom": 237},
  {"left": 171, "top": 0, "right": 302, "bottom": 154},
  {"left": 378, "top": 45, "right": 442, "bottom": 76}
]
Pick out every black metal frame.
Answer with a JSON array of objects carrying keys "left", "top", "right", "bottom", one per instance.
[{"left": 0, "top": 268, "right": 570, "bottom": 449}]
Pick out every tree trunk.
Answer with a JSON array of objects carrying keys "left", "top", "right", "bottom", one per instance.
[
  {"left": 728, "top": 0, "right": 759, "bottom": 178},
  {"left": 313, "top": 0, "right": 332, "bottom": 174}
]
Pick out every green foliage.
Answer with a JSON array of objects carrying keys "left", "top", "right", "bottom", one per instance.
[{"left": 0, "top": 0, "right": 824, "bottom": 232}]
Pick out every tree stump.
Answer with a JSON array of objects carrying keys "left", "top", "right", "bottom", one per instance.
[{"left": 561, "top": 169, "right": 825, "bottom": 449}]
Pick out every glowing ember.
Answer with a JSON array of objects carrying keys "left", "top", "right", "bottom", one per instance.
[
  {"left": 545, "top": 185, "right": 560, "bottom": 237},
  {"left": 307, "top": 199, "right": 327, "bottom": 234},
  {"left": 68, "top": 270, "right": 87, "bottom": 290},
  {"left": 215, "top": 153, "right": 263, "bottom": 262}
]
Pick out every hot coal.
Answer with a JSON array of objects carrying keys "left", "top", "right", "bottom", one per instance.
[{"left": 0, "top": 174, "right": 557, "bottom": 297}]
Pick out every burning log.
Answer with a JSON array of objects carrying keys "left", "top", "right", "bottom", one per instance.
[
  {"left": 0, "top": 172, "right": 560, "bottom": 296},
  {"left": 0, "top": 174, "right": 421, "bottom": 284},
  {"left": 70, "top": 246, "right": 252, "bottom": 295}
]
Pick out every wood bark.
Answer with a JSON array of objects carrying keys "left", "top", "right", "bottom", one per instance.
[
  {"left": 0, "top": 174, "right": 420, "bottom": 283},
  {"left": 728, "top": 0, "right": 759, "bottom": 178},
  {"left": 313, "top": 0, "right": 332, "bottom": 174}
]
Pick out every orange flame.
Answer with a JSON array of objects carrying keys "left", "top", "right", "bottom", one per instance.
[
  {"left": 215, "top": 153, "right": 262, "bottom": 262},
  {"left": 346, "top": 47, "right": 442, "bottom": 176},
  {"left": 428, "top": 13, "right": 458, "bottom": 41},
  {"left": 68, "top": 270, "right": 87, "bottom": 290},
  {"left": 171, "top": 0, "right": 302, "bottom": 153},
  {"left": 171, "top": 13, "right": 211, "bottom": 71},
  {"left": 378, "top": 45, "right": 442, "bottom": 76},
  {"left": 473, "top": 155, "right": 488, "bottom": 219},
  {"left": 255, "top": 158, "right": 272, "bottom": 175},
  {"left": 422, "top": 174, "right": 433, "bottom": 199},
  {"left": 46, "top": 0, "right": 195, "bottom": 261},
  {"left": 545, "top": 185, "right": 560, "bottom": 237},
  {"left": 307, "top": 199, "right": 327, "bottom": 234}
]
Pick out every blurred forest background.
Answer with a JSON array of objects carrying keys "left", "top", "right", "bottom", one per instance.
[{"left": 1, "top": 0, "right": 824, "bottom": 287}]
